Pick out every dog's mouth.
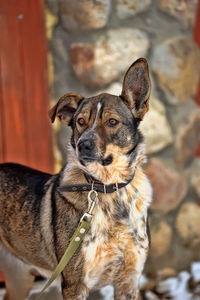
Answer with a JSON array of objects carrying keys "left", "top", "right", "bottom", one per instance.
[
  {"left": 79, "top": 157, "right": 96, "bottom": 166},
  {"left": 79, "top": 154, "right": 113, "bottom": 167},
  {"left": 101, "top": 155, "right": 113, "bottom": 166}
]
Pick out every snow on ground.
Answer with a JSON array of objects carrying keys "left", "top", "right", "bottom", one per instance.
[{"left": 141, "top": 261, "right": 200, "bottom": 300}]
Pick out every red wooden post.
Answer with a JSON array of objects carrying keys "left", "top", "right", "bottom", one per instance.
[{"left": 0, "top": 0, "right": 54, "bottom": 173}]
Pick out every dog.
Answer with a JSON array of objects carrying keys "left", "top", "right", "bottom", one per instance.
[{"left": 0, "top": 58, "right": 152, "bottom": 300}]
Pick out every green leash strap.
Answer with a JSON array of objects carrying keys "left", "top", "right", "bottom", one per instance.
[{"left": 35, "top": 219, "right": 91, "bottom": 300}]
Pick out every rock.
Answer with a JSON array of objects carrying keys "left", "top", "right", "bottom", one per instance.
[
  {"left": 176, "top": 109, "right": 200, "bottom": 167},
  {"left": 140, "top": 274, "right": 156, "bottom": 291},
  {"left": 156, "top": 271, "right": 192, "bottom": 299},
  {"left": 140, "top": 96, "right": 173, "bottom": 154},
  {"left": 152, "top": 35, "right": 200, "bottom": 105},
  {"left": 191, "top": 172, "right": 200, "bottom": 198},
  {"left": 159, "top": 0, "right": 198, "bottom": 28},
  {"left": 116, "top": 0, "right": 152, "bottom": 19},
  {"left": 46, "top": 0, "right": 59, "bottom": 15},
  {"left": 167, "top": 100, "right": 198, "bottom": 132},
  {"left": 157, "top": 268, "right": 177, "bottom": 281},
  {"left": 144, "top": 159, "right": 187, "bottom": 212},
  {"left": 50, "top": 27, "right": 70, "bottom": 98},
  {"left": 176, "top": 202, "right": 200, "bottom": 247},
  {"left": 59, "top": 0, "right": 111, "bottom": 32},
  {"left": 184, "top": 159, "right": 200, "bottom": 197},
  {"left": 150, "top": 220, "right": 172, "bottom": 256},
  {"left": 70, "top": 28, "right": 150, "bottom": 88},
  {"left": 101, "top": 82, "right": 122, "bottom": 96}
]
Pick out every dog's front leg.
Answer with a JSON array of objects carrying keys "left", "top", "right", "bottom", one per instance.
[
  {"left": 114, "top": 276, "right": 140, "bottom": 300},
  {"left": 62, "top": 288, "right": 87, "bottom": 300},
  {"left": 62, "top": 282, "right": 88, "bottom": 300}
]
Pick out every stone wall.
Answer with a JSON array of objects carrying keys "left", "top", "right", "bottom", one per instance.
[{"left": 46, "top": 0, "right": 200, "bottom": 276}]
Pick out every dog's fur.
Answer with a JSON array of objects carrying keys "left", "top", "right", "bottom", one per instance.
[{"left": 0, "top": 58, "right": 152, "bottom": 300}]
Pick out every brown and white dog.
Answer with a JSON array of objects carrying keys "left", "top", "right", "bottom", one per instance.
[{"left": 0, "top": 58, "right": 152, "bottom": 300}]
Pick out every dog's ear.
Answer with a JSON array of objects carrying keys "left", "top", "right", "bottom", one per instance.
[
  {"left": 48, "top": 93, "right": 83, "bottom": 125},
  {"left": 121, "top": 58, "right": 151, "bottom": 120}
]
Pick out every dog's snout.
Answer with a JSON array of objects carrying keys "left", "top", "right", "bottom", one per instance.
[{"left": 78, "top": 139, "right": 95, "bottom": 156}]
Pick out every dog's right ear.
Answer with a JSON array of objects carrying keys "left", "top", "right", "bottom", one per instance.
[{"left": 48, "top": 93, "right": 83, "bottom": 125}]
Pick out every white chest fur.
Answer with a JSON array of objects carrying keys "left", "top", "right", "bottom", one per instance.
[{"left": 82, "top": 172, "right": 152, "bottom": 290}]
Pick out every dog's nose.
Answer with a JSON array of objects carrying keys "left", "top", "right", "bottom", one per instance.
[{"left": 78, "top": 139, "right": 95, "bottom": 156}]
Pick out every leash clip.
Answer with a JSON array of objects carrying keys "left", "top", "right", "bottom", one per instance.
[
  {"left": 80, "top": 189, "right": 98, "bottom": 222},
  {"left": 88, "top": 189, "right": 98, "bottom": 215}
]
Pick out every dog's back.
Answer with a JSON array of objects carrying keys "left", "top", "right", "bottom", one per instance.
[{"left": 0, "top": 163, "right": 55, "bottom": 267}]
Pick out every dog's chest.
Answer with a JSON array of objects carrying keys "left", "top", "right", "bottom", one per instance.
[{"left": 81, "top": 191, "right": 149, "bottom": 290}]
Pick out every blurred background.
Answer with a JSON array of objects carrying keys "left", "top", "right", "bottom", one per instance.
[{"left": 0, "top": 0, "right": 200, "bottom": 299}]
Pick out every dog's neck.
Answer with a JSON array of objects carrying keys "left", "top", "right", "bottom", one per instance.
[
  {"left": 59, "top": 171, "right": 134, "bottom": 194},
  {"left": 60, "top": 155, "right": 151, "bottom": 221}
]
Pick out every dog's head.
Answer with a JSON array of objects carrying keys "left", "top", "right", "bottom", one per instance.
[{"left": 49, "top": 58, "right": 151, "bottom": 184}]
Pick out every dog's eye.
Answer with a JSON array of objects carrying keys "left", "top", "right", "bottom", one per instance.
[
  {"left": 106, "top": 118, "right": 119, "bottom": 127},
  {"left": 77, "top": 118, "right": 85, "bottom": 126}
]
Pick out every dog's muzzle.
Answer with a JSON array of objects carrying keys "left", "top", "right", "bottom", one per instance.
[{"left": 78, "top": 138, "right": 96, "bottom": 162}]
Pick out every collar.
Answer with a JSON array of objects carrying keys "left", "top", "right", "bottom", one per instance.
[{"left": 58, "top": 173, "right": 134, "bottom": 194}]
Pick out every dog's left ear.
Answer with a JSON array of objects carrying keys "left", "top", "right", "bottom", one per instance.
[
  {"left": 121, "top": 58, "right": 151, "bottom": 120},
  {"left": 48, "top": 93, "right": 83, "bottom": 125}
]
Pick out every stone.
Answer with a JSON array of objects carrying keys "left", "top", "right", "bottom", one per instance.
[
  {"left": 176, "top": 109, "right": 200, "bottom": 167},
  {"left": 167, "top": 100, "right": 198, "bottom": 133},
  {"left": 156, "top": 271, "right": 192, "bottom": 299},
  {"left": 59, "top": 0, "right": 111, "bottom": 32},
  {"left": 46, "top": 0, "right": 59, "bottom": 15},
  {"left": 159, "top": 0, "right": 198, "bottom": 28},
  {"left": 152, "top": 35, "right": 200, "bottom": 105},
  {"left": 144, "top": 159, "right": 187, "bottom": 212},
  {"left": 157, "top": 268, "right": 177, "bottom": 281},
  {"left": 176, "top": 202, "right": 200, "bottom": 247},
  {"left": 184, "top": 159, "right": 200, "bottom": 196},
  {"left": 150, "top": 220, "right": 172, "bottom": 256},
  {"left": 191, "top": 172, "right": 200, "bottom": 198},
  {"left": 70, "top": 28, "right": 150, "bottom": 89},
  {"left": 102, "top": 82, "right": 122, "bottom": 95},
  {"left": 116, "top": 0, "right": 152, "bottom": 20},
  {"left": 140, "top": 275, "right": 156, "bottom": 291},
  {"left": 140, "top": 96, "right": 173, "bottom": 154}
]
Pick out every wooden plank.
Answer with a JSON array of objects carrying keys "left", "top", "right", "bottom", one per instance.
[
  {"left": 0, "top": 57, "right": 5, "bottom": 163},
  {"left": 0, "top": 12, "right": 29, "bottom": 165},
  {"left": 0, "top": 0, "right": 22, "bottom": 14},
  {"left": 19, "top": 0, "right": 53, "bottom": 173},
  {"left": 0, "top": 0, "right": 53, "bottom": 172}
]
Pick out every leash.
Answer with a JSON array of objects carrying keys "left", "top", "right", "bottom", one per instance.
[{"left": 35, "top": 190, "right": 99, "bottom": 300}]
